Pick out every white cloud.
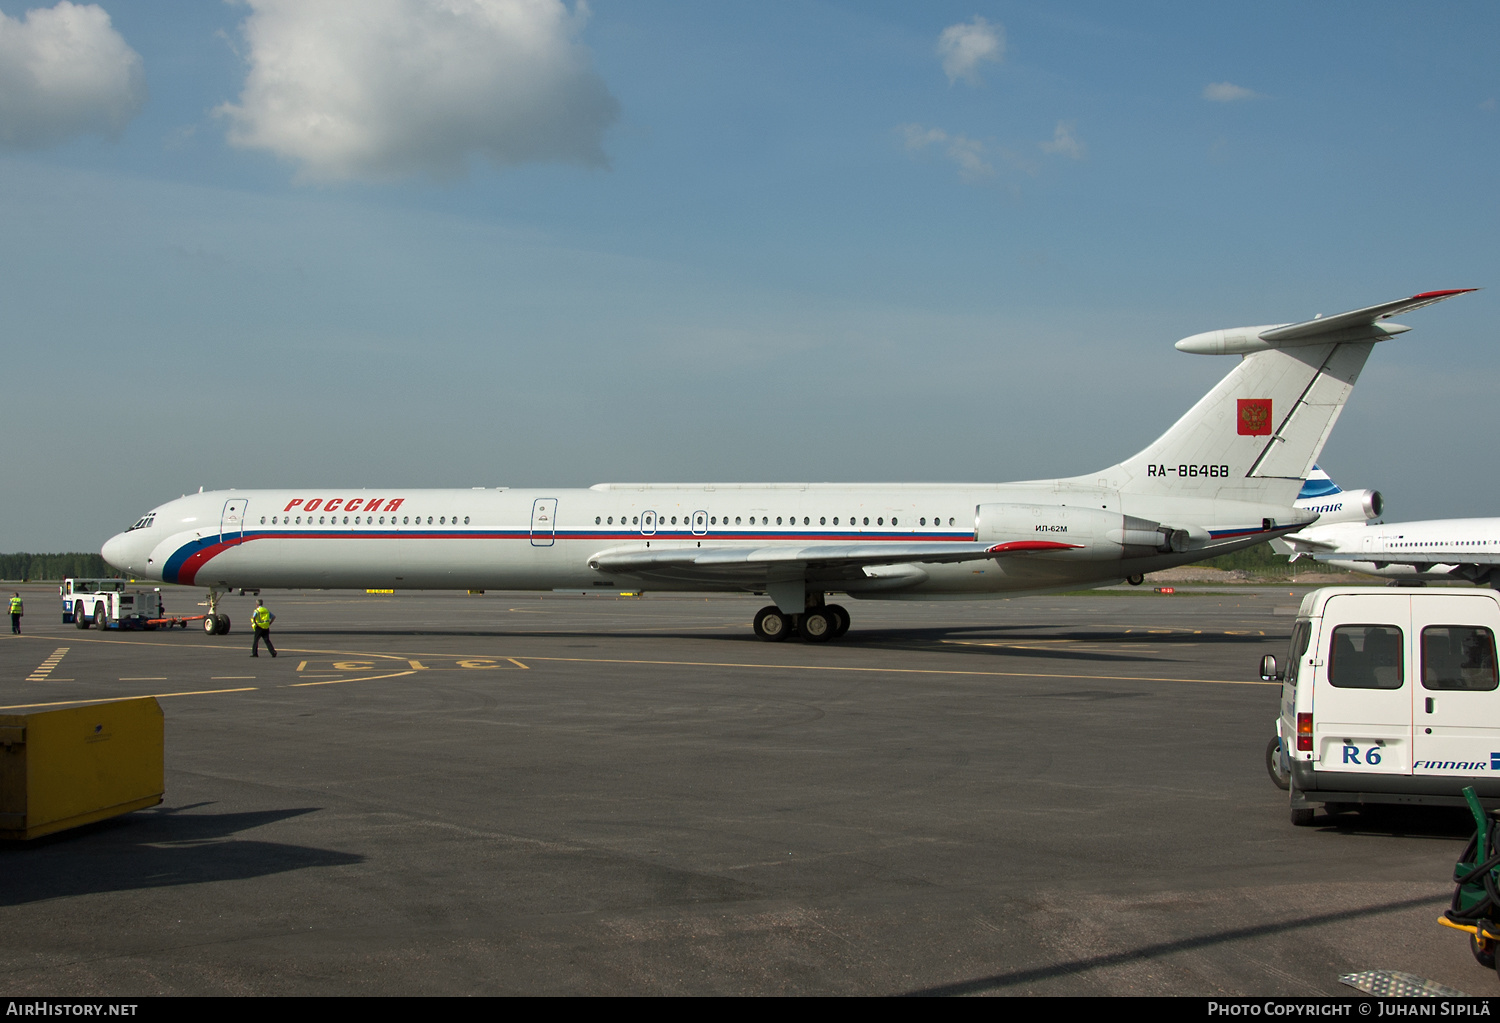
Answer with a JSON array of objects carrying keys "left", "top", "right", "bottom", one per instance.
[
  {"left": 900, "top": 123, "right": 994, "bottom": 181},
  {"left": 1038, "top": 121, "right": 1085, "bottom": 160},
  {"left": 1202, "top": 81, "right": 1260, "bottom": 103},
  {"left": 937, "top": 16, "right": 1003, "bottom": 86},
  {"left": 0, "top": 2, "right": 145, "bottom": 149},
  {"left": 217, "top": 0, "right": 620, "bottom": 182}
]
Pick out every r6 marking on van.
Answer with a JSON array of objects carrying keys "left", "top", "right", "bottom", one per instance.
[{"left": 1341, "top": 745, "right": 1382, "bottom": 766}]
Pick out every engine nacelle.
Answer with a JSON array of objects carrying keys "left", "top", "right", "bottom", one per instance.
[
  {"left": 1296, "top": 488, "right": 1383, "bottom": 525},
  {"left": 974, "top": 504, "right": 1186, "bottom": 559}
]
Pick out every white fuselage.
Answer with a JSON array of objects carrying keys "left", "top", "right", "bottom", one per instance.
[
  {"left": 1284, "top": 517, "right": 1500, "bottom": 582},
  {"left": 101, "top": 482, "right": 1288, "bottom": 597}
]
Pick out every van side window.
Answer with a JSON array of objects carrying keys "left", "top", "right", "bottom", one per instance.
[
  {"left": 1328, "top": 625, "right": 1404, "bottom": 689},
  {"left": 1285, "top": 620, "right": 1312, "bottom": 687},
  {"left": 1421, "top": 626, "right": 1498, "bottom": 692}
]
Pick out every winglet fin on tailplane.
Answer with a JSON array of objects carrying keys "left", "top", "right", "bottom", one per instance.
[{"left": 1087, "top": 290, "right": 1475, "bottom": 505}]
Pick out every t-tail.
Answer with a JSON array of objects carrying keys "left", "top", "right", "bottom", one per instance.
[{"left": 1082, "top": 290, "right": 1475, "bottom": 507}]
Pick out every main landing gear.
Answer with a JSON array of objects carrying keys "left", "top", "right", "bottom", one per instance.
[{"left": 753, "top": 602, "right": 851, "bottom": 643}]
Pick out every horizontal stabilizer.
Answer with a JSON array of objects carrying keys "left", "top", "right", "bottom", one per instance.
[
  {"left": 1262, "top": 289, "right": 1477, "bottom": 342},
  {"left": 1176, "top": 289, "right": 1475, "bottom": 355}
]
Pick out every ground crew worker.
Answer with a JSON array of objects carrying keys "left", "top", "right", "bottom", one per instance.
[
  {"left": 250, "top": 599, "right": 276, "bottom": 658},
  {"left": 8, "top": 593, "right": 20, "bottom": 634}
]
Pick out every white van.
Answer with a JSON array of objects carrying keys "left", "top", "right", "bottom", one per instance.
[{"left": 1263, "top": 586, "right": 1500, "bottom": 825}]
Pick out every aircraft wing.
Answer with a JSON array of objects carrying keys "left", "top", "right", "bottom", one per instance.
[{"left": 589, "top": 540, "right": 1079, "bottom": 583}]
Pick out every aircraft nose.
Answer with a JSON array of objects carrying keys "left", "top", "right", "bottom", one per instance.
[{"left": 101, "top": 532, "right": 135, "bottom": 573}]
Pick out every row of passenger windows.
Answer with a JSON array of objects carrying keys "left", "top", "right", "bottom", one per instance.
[
  {"left": 1304, "top": 624, "right": 1498, "bottom": 691},
  {"left": 1391, "top": 541, "right": 1493, "bottom": 547},
  {"left": 254, "top": 511, "right": 959, "bottom": 529},
  {"left": 261, "top": 515, "right": 469, "bottom": 526},
  {"left": 590, "top": 514, "right": 959, "bottom": 527}
]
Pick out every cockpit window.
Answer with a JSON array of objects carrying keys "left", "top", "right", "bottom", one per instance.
[{"left": 125, "top": 513, "right": 156, "bottom": 532}]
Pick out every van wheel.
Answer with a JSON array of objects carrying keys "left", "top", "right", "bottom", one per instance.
[
  {"left": 1290, "top": 806, "right": 1315, "bottom": 827},
  {"left": 1472, "top": 933, "right": 1496, "bottom": 969},
  {"left": 1266, "top": 736, "right": 1290, "bottom": 790}
]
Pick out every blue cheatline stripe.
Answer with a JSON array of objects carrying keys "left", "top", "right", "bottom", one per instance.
[
  {"left": 197, "top": 529, "right": 982, "bottom": 546},
  {"left": 163, "top": 529, "right": 985, "bottom": 578}
]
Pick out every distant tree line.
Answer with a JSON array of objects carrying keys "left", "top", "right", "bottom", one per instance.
[{"left": 0, "top": 553, "right": 116, "bottom": 581}]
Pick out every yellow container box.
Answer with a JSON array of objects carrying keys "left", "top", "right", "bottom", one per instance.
[{"left": 0, "top": 698, "right": 164, "bottom": 840}]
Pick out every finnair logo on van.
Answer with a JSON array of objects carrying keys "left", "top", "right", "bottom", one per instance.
[{"left": 1409, "top": 757, "right": 1498, "bottom": 772}]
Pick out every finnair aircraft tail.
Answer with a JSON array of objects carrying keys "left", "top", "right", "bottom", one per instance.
[
  {"left": 101, "top": 289, "right": 1475, "bottom": 641},
  {"left": 1291, "top": 466, "right": 1384, "bottom": 525}
]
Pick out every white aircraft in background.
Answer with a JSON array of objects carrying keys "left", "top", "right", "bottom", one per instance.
[
  {"left": 102, "top": 290, "right": 1473, "bottom": 642},
  {"left": 1275, "top": 465, "right": 1500, "bottom": 587}
]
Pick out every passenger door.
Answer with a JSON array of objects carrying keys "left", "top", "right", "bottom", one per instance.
[
  {"left": 220, "top": 499, "right": 248, "bottom": 547},
  {"left": 1312, "top": 593, "right": 1412, "bottom": 776},
  {"left": 530, "top": 498, "right": 558, "bottom": 547},
  {"left": 1411, "top": 595, "right": 1500, "bottom": 776}
]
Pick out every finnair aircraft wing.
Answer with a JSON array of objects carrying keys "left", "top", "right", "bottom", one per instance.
[{"left": 589, "top": 540, "right": 1078, "bottom": 583}]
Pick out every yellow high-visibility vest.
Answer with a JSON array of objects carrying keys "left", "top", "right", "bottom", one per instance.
[{"left": 252, "top": 606, "right": 272, "bottom": 629}]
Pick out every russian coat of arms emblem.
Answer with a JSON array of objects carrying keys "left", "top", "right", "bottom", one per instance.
[{"left": 1237, "top": 398, "right": 1272, "bottom": 436}]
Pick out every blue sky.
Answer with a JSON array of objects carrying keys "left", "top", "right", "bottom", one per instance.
[{"left": 2, "top": 1, "right": 1496, "bottom": 550}]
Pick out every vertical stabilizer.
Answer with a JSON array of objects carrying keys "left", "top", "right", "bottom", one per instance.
[
  {"left": 1104, "top": 341, "right": 1373, "bottom": 505},
  {"left": 1086, "top": 290, "right": 1473, "bottom": 505}
]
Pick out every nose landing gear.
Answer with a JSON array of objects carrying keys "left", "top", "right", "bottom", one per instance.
[{"left": 201, "top": 589, "right": 231, "bottom": 635}]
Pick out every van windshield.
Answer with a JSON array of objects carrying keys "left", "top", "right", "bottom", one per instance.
[{"left": 1328, "top": 624, "right": 1404, "bottom": 690}]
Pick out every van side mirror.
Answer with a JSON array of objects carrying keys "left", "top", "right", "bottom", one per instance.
[{"left": 1260, "top": 654, "right": 1282, "bottom": 682}]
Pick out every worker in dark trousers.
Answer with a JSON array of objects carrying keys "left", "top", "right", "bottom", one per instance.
[
  {"left": 250, "top": 599, "right": 276, "bottom": 657},
  {"left": 8, "top": 593, "right": 21, "bottom": 634}
]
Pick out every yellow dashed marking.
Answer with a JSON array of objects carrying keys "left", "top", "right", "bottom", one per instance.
[{"left": 26, "top": 647, "right": 69, "bottom": 682}]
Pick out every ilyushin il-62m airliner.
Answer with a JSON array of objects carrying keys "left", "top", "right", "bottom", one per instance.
[{"left": 102, "top": 290, "right": 1473, "bottom": 642}]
